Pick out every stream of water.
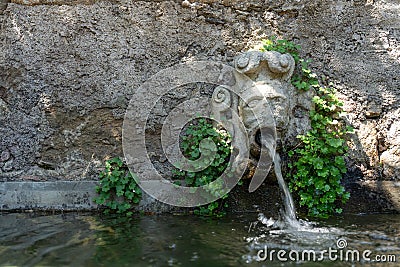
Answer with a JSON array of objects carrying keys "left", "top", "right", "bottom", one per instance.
[{"left": 273, "top": 153, "right": 302, "bottom": 229}]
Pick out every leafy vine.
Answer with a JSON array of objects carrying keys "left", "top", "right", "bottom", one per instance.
[{"left": 262, "top": 37, "right": 352, "bottom": 218}]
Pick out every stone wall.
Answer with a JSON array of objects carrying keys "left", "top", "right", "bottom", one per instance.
[{"left": 0, "top": 0, "right": 399, "bottom": 211}]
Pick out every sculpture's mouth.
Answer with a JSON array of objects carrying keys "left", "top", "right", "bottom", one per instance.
[{"left": 255, "top": 128, "right": 276, "bottom": 148}]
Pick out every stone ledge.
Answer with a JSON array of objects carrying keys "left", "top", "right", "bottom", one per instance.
[
  {"left": 1, "top": 180, "right": 399, "bottom": 213},
  {"left": 0, "top": 181, "right": 99, "bottom": 210},
  {"left": 0, "top": 181, "right": 177, "bottom": 212}
]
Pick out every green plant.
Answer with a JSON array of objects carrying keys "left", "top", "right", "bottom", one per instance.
[
  {"left": 262, "top": 37, "right": 352, "bottom": 218},
  {"left": 261, "top": 37, "right": 319, "bottom": 91},
  {"left": 172, "top": 118, "right": 233, "bottom": 217},
  {"left": 94, "top": 157, "right": 142, "bottom": 216}
]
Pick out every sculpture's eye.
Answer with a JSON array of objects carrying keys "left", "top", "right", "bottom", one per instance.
[
  {"left": 247, "top": 100, "right": 258, "bottom": 108},
  {"left": 246, "top": 97, "right": 263, "bottom": 108}
]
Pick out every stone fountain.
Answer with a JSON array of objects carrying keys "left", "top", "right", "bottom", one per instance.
[{"left": 211, "top": 50, "right": 311, "bottom": 222}]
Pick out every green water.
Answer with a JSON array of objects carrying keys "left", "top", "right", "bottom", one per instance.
[{"left": 0, "top": 212, "right": 399, "bottom": 266}]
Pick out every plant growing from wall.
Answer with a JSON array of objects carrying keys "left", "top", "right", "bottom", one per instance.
[
  {"left": 172, "top": 118, "right": 234, "bottom": 217},
  {"left": 261, "top": 37, "right": 352, "bottom": 218},
  {"left": 94, "top": 157, "right": 142, "bottom": 216}
]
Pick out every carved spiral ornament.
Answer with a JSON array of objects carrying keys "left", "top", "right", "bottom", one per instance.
[{"left": 213, "top": 86, "right": 231, "bottom": 104}]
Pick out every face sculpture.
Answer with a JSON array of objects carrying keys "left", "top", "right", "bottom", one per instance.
[
  {"left": 210, "top": 50, "right": 295, "bottom": 192},
  {"left": 235, "top": 50, "right": 295, "bottom": 144}
]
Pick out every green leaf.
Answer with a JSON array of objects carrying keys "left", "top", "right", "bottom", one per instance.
[{"left": 327, "top": 138, "right": 343, "bottom": 148}]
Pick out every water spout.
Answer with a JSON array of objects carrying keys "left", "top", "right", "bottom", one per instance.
[{"left": 273, "top": 153, "right": 302, "bottom": 229}]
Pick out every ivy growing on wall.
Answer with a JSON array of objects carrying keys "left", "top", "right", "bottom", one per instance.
[
  {"left": 172, "top": 118, "right": 234, "bottom": 217},
  {"left": 261, "top": 37, "right": 352, "bottom": 218},
  {"left": 94, "top": 157, "right": 142, "bottom": 216}
]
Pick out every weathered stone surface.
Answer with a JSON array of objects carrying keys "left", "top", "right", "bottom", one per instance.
[
  {"left": 344, "top": 179, "right": 400, "bottom": 213},
  {"left": 1, "top": 179, "right": 397, "bottom": 213},
  {"left": 354, "top": 120, "right": 379, "bottom": 168},
  {"left": 387, "top": 120, "right": 400, "bottom": 146},
  {"left": 2, "top": 159, "right": 13, "bottom": 171},
  {"left": 348, "top": 120, "right": 379, "bottom": 173},
  {"left": 381, "top": 147, "right": 400, "bottom": 179},
  {"left": 0, "top": 181, "right": 98, "bottom": 210},
  {"left": 11, "top": 0, "right": 95, "bottom": 4},
  {"left": 365, "top": 100, "right": 382, "bottom": 118},
  {"left": 377, "top": 111, "right": 400, "bottom": 180},
  {"left": 0, "top": 0, "right": 9, "bottom": 14},
  {"left": 0, "top": 98, "right": 8, "bottom": 117},
  {"left": 0, "top": 181, "right": 178, "bottom": 212},
  {"left": 0, "top": 150, "right": 10, "bottom": 162}
]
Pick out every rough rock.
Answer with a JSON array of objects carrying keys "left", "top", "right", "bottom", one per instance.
[
  {"left": 354, "top": 120, "right": 379, "bottom": 168},
  {"left": 380, "top": 148, "right": 400, "bottom": 179},
  {"left": 0, "top": 150, "right": 10, "bottom": 162},
  {"left": 2, "top": 159, "right": 13, "bottom": 172},
  {"left": 0, "top": 0, "right": 9, "bottom": 14},
  {"left": 387, "top": 120, "right": 400, "bottom": 146},
  {"left": 365, "top": 100, "right": 382, "bottom": 118},
  {"left": 377, "top": 111, "right": 400, "bottom": 179},
  {"left": 0, "top": 98, "right": 8, "bottom": 117}
]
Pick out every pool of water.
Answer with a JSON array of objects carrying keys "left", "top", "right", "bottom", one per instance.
[{"left": 0, "top": 212, "right": 399, "bottom": 266}]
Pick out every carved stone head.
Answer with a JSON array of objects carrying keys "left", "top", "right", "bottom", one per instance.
[
  {"left": 210, "top": 50, "right": 296, "bottom": 191},
  {"left": 234, "top": 50, "right": 295, "bottom": 140}
]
